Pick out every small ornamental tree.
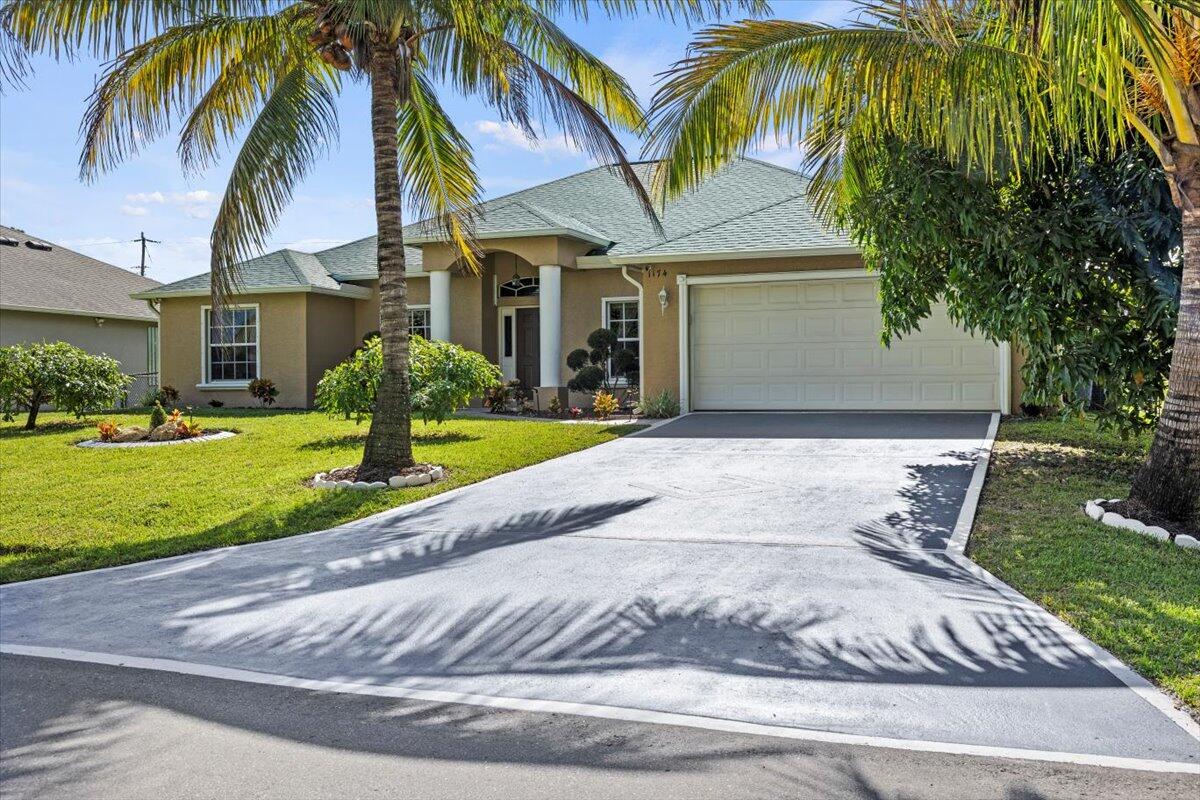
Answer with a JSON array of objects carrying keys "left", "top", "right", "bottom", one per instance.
[
  {"left": 316, "top": 336, "right": 499, "bottom": 424},
  {"left": 0, "top": 342, "right": 130, "bottom": 429},
  {"left": 566, "top": 329, "right": 637, "bottom": 394}
]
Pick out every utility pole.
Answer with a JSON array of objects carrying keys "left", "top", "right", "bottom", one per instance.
[{"left": 132, "top": 231, "right": 160, "bottom": 277}]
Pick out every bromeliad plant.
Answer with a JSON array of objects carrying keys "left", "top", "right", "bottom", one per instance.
[{"left": 0, "top": 0, "right": 763, "bottom": 480}]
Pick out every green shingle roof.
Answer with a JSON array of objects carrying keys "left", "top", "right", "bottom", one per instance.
[{"left": 140, "top": 158, "right": 852, "bottom": 298}]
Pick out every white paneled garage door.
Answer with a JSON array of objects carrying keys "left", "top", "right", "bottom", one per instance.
[{"left": 689, "top": 277, "right": 1002, "bottom": 411}]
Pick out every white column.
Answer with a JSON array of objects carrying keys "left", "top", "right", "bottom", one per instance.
[
  {"left": 538, "top": 264, "right": 562, "bottom": 387},
  {"left": 429, "top": 269, "right": 451, "bottom": 341}
]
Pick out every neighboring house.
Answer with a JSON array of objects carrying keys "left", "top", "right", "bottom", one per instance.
[
  {"left": 1, "top": 224, "right": 161, "bottom": 400},
  {"left": 134, "top": 159, "right": 1022, "bottom": 412}
]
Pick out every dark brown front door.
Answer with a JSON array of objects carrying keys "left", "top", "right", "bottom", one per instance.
[{"left": 515, "top": 308, "right": 540, "bottom": 389}]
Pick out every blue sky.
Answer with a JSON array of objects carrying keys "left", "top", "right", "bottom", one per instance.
[{"left": 0, "top": 2, "right": 852, "bottom": 284}]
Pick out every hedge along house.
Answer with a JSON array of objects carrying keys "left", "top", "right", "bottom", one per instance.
[{"left": 135, "top": 159, "right": 1022, "bottom": 412}]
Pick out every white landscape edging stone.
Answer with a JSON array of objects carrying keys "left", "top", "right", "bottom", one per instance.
[
  {"left": 77, "top": 431, "right": 236, "bottom": 449},
  {"left": 1083, "top": 499, "right": 1198, "bottom": 550},
  {"left": 312, "top": 465, "right": 445, "bottom": 491}
]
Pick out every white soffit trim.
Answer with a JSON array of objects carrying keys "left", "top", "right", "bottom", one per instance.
[
  {"left": 408, "top": 227, "right": 611, "bottom": 247},
  {"left": 0, "top": 303, "right": 158, "bottom": 323}
]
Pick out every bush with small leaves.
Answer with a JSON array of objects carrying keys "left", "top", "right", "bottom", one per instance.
[
  {"left": 547, "top": 395, "right": 562, "bottom": 416},
  {"left": 0, "top": 342, "right": 130, "bottom": 430},
  {"left": 566, "top": 328, "right": 636, "bottom": 395},
  {"left": 149, "top": 402, "right": 167, "bottom": 429},
  {"left": 316, "top": 335, "right": 500, "bottom": 424},
  {"left": 208, "top": 399, "right": 225, "bottom": 408},
  {"left": 248, "top": 378, "right": 279, "bottom": 406}
]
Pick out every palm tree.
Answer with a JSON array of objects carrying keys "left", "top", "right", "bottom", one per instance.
[
  {"left": 1, "top": 0, "right": 760, "bottom": 481},
  {"left": 647, "top": 0, "right": 1200, "bottom": 524}
]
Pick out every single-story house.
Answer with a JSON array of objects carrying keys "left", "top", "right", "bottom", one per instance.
[
  {"left": 133, "top": 159, "right": 1021, "bottom": 413},
  {"left": 1, "top": 224, "right": 161, "bottom": 400}
]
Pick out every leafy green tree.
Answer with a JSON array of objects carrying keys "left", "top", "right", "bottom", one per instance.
[
  {"left": 316, "top": 335, "right": 499, "bottom": 424},
  {"left": 0, "top": 342, "right": 130, "bottom": 430},
  {"left": 1, "top": 0, "right": 760, "bottom": 479},
  {"left": 647, "top": 0, "right": 1200, "bottom": 523},
  {"left": 839, "top": 142, "right": 1180, "bottom": 431}
]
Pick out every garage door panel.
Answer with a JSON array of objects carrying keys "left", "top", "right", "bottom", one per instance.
[{"left": 690, "top": 280, "right": 1001, "bottom": 411}]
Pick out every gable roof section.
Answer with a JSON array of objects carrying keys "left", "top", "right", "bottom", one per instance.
[
  {"left": 138, "top": 158, "right": 855, "bottom": 299},
  {"left": 0, "top": 223, "right": 161, "bottom": 321},
  {"left": 133, "top": 249, "right": 371, "bottom": 300}
]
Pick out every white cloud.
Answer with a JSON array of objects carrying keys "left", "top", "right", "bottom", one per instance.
[
  {"left": 474, "top": 120, "right": 582, "bottom": 157},
  {"left": 126, "top": 191, "right": 165, "bottom": 204},
  {"left": 751, "top": 136, "right": 808, "bottom": 171},
  {"left": 124, "top": 189, "right": 217, "bottom": 218}
]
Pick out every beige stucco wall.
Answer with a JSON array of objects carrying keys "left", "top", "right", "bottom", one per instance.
[
  {"left": 305, "top": 294, "right": 359, "bottom": 401},
  {"left": 159, "top": 293, "right": 310, "bottom": 408},
  {"left": 0, "top": 308, "right": 155, "bottom": 373},
  {"left": 422, "top": 236, "right": 596, "bottom": 272},
  {"left": 350, "top": 277, "right": 430, "bottom": 341}
]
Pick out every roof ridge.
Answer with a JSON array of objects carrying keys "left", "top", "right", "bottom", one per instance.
[
  {"left": 279, "top": 249, "right": 311, "bottom": 286},
  {"left": 634, "top": 189, "right": 809, "bottom": 254}
]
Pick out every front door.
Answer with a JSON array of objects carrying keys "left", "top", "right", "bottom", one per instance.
[{"left": 515, "top": 308, "right": 540, "bottom": 390}]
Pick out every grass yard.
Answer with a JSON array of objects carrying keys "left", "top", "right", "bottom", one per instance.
[
  {"left": 0, "top": 409, "right": 641, "bottom": 583},
  {"left": 969, "top": 416, "right": 1200, "bottom": 716}
]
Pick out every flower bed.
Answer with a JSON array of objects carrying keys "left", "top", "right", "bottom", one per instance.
[{"left": 78, "top": 430, "right": 236, "bottom": 449}]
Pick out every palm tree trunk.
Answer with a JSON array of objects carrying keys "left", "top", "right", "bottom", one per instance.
[
  {"left": 1129, "top": 204, "right": 1200, "bottom": 526},
  {"left": 357, "top": 42, "right": 415, "bottom": 480}
]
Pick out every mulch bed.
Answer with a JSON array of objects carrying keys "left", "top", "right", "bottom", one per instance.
[{"left": 1100, "top": 499, "right": 1199, "bottom": 540}]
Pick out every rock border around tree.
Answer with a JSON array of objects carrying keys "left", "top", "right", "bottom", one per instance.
[
  {"left": 1082, "top": 499, "right": 1199, "bottom": 550},
  {"left": 310, "top": 463, "right": 446, "bottom": 491},
  {"left": 77, "top": 431, "right": 237, "bottom": 448}
]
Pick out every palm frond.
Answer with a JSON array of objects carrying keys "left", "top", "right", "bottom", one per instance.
[
  {"left": 400, "top": 67, "right": 482, "bottom": 271},
  {"left": 209, "top": 65, "right": 339, "bottom": 304},
  {"left": 78, "top": 10, "right": 309, "bottom": 180}
]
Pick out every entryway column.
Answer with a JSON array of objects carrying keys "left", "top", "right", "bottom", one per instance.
[
  {"left": 538, "top": 264, "right": 562, "bottom": 389},
  {"left": 429, "top": 269, "right": 451, "bottom": 341}
]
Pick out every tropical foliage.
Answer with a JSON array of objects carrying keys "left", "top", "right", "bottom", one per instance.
[
  {"left": 637, "top": 388, "right": 680, "bottom": 418},
  {"left": 841, "top": 141, "right": 1181, "bottom": 432},
  {"left": 0, "top": 0, "right": 761, "bottom": 480},
  {"left": 0, "top": 342, "right": 130, "bottom": 430},
  {"left": 316, "top": 336, "right": 499, "bottom": 425},
  {"left": 647, "top": 0, "right": 1200, "bottom": 523}
]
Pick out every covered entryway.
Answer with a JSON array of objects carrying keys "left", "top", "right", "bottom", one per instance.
[{"left": 686, "top": 273, "right": 1005, "bottom": 411}]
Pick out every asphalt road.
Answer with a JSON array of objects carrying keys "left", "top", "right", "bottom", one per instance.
[{"left": 2, "top": 654, "right": 1194, "bottom": 800}]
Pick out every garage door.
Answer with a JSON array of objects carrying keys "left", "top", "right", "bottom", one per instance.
[{"left": 689, "top": 278, "right": 1002, "bottom": 411}]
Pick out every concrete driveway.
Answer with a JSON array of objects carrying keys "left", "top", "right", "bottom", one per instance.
[{"left": 2, "top": 412, "right": 1197, "bottom": 773}]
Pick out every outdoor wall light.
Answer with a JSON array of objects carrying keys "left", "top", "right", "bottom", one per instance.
[{"left": 658, "top": 286, "right": 669, "bottom": 313}]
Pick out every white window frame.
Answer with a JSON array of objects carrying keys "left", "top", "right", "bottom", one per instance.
[
  {"left": 601, "top": 296, "right": 640, "bottom": 385},
  {"left": 408, "top": 304, "right": 432, "bottom": 339},
  {"left": 199, "top": 303, "right": 260, "bottom": 389}
]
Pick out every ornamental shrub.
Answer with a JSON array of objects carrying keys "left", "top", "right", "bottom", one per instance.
[
  {"left": 637, "top": 389, "right": 680, "bottom": 418},
  {"left": 0, "top": 342, "right": 130, "bottom": 430},
  {"left": 149, "top": 402, "right": 167, "bottom": 429},
  {"left": 566, "top": 328, "right": 636, "bottom": 394},
  {"left": 315, "top": 335, "right": 500, "bottom": 424},
  {"left": 248, "top": 377, "right": 279, "bottom": 406}
]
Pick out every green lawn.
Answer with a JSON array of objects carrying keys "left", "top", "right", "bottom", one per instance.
[
  {"left": 969, "top": 416, "right": 1200, "bottom": 716},
  {"left": 0, "top": 409, "right": 641, "bottom": 583}
]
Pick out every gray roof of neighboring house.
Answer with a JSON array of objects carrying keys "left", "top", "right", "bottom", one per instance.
[
  {"left": 0, "top": 223, "right": 161, "bottom": 321},
  {"left": 139, "top": 158, "right": 853, "bottom": 298}
]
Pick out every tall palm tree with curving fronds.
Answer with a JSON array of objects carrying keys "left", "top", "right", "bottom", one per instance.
[
  {"left": 1, "top": 0, "right": 763, "bottom": 480},
  {"left": 647, "top": 0, "right": 1200, "bottom": 525}
]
